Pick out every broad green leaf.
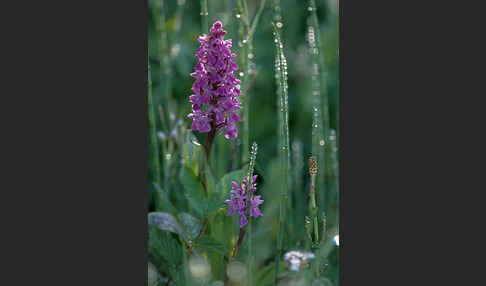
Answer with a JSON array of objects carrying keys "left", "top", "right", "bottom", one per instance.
[
  {"left": 180, "top": 166, "right": 223, "bottom": 216},
  {"left": 148, "top": 212, "right": 187, "bottom": 242},
  {"left": 196, "top": 235, "right": 227, "bottom": 256},
  {"left": 206, "top": 197, "right": 225, "bottom": 214},
  {"left": 214, "top": 169, "right": 245, "bottom": 199},
  {"left": 178, "top": 212, "right": 202, "bottom": 240},
  {"left": 204, "top": 167, "right": 216, "bottom": 196},
  {"left": 148, "top": 225, "right": 182, "bottom": 266},
  {"left": 179, "top": 166, "right": 206, "bottom": 217}
]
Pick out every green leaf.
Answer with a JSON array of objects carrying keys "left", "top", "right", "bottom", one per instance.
[
  {"left": 196, "top": 235, "right": 227, "bottom": 256},
  {"left": 152, "top": 183, "right": 177, "bottom": 214},
  {"left": 256, "top": 262, "right": 277, "bottom": 285},
  {"left": 204, "top": 167, "right": 216, "bottom": 196},
  {"left": 181, "top": 133, "right": 203, "bottom": 175},
  {"left": 206, "top": 197, "right": 225, "bottom": 214},
  {"left": 179, "top": 166, "right": 206, "bottom": 216},
  {"left": 148, "top": 212, "right": 187, "bottom": 242},
  {"left": 148, "top": 225, "right": 183, "bottom": 265},
  {"left": 215, "top": 169, "right": 245, "bottom": 199},
  {"left": 180, "top": 166, "right": 224, "bottom": 216},
  {"left": 178, "top": 212, "right": 202, "bottom": 240}
]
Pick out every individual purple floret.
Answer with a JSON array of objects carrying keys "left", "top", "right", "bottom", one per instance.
[
  {"left": 224, "top": 175, "right": 263, "bottom": 228},
  {"left": 187, "top": 21, "right": 241, "bottom": 139}
]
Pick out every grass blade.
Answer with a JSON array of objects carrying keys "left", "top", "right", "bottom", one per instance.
[{"left": 148, "top": 60, "right": 162, "bottom": 211}]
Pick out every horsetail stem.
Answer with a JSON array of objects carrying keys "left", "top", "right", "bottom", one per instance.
[
  {"left": 272, "top": 22, "right": 290, "bottom": 283},
  {"left": 201, "top": 0, "right": 209, "bottom": 33},
  {"left": 308, "top": 0, "right": 332, "bottom": 212},
  {"left": 309, "top": 156, "right": 321, "bottom": 276},
  {"left": 247, "top": 142, "right": 258, "bottom": 286},
  {"left": 237, "top": 0, "right": 266, "bottom": 165},
  {"left": 228, "top": 143, "right": 258, "bottom": 285},
  {"left": 148, "top": 60, "right": 162, "bottom": 211},
  {"left": 309, "top": 157, "right": 319, "bottom": 244}
]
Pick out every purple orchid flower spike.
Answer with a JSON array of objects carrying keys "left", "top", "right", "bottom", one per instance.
[
  {"left": 224, "top": 175, "right": 263, "bottom": 228},
  {"left": 187, "top": 21, "right": 241, "bottom": 139}
]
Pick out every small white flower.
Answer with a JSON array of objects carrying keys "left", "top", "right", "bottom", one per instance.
[{"left": 333, "top": 234, "right": 339, "bottom": 246}]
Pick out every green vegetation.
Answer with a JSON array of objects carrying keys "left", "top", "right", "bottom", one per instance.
[{"left": 148, "top": 0, "right": 339, "bottom": 285}]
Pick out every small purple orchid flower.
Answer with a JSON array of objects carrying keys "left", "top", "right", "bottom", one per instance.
[
  {"left": 187, "top": 21, "right": 241, "bottom": 139},
  {"left": 224, "top": 175, "right": 263, "bottom": 228}
]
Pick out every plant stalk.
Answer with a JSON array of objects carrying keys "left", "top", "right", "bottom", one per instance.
[
  {"left": 201, "top": 0, "right": 209, "bottom": 33},
  {"left": 148, "top": 61, "right": 163, "bottom": 211},
  {"left": 273, "top": 23, "right": 290, "bottom": 283},
  {"left": 246, "top": 142, "right": 258, "bottom": 286}
]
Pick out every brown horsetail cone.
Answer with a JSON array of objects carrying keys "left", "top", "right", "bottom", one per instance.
[{"left": 309, "top": 157, "right": 318, "bottom": 175}]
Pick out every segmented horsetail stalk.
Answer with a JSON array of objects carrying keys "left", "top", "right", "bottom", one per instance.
[
  {"left": 148, "top": 61, "right": 162, "bottom": 211},
  {"left": 235, "top": 0, "right": 248, "bottom": 165},
  {"left": 309, "top": 156, "right": 321, "bottom": 276},
  {"left": 308, "top": 0, "right": 330, "bottom": 136},
  {"left": 329, "top": 129, "right": 339, "bottom": 177},
  {"left": 308, "top": 0, "right": 330, "bottom": 212},
  {"left": 236, "top": 0, "right": 267, "bottom": 164},
  {"left": 247, "top": 142, "right": 258, "bottom": 286},
  {"left": 272, "top": 22, "right": 290, "bottom": 283},
  {"left": 309, "top": 157, "right": 319, "bottom": 243},
  {"left": 200, "top": 0, "right": 209, "bottom": 33}
]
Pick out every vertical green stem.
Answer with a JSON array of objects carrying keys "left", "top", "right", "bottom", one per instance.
[
  {"left": 309, "top": 157, "right": 319, "bottom": 243},
  {"left": 238, "top": 0, "right": 266, "bottom": 165},
  {"left": 159, "top": 0, "right": 171, "bottom": 104},
  {"left": 148, "top": 61, "right": 162, "bottom": 211},
  {"left": 201, "top": 0, "right": 209, "bottom": 33},
  {"left": 309, "top": 0, "right": 331, "bottom": 212},
  {"left": 237, "top": 0, "right": 249, "bottom": 164},
  {"left": 158, "top": 0, "right": 172, "bottom": 198},
  {"left": 291, "top": 140, "right": 303, "bottom": 245},
  {"left": 309, "top": 156, "right": 320, "bottom": 276},
  {"left": 246, "top": 142, "right": 258, "bottom": 286},
  {"left": 273, "top": 23, "right": 289, "bottom": 283}
]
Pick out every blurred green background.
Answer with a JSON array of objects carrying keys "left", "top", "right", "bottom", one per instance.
[{"left": 148, "top": 0, "right": 339, "bottom": 284}]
